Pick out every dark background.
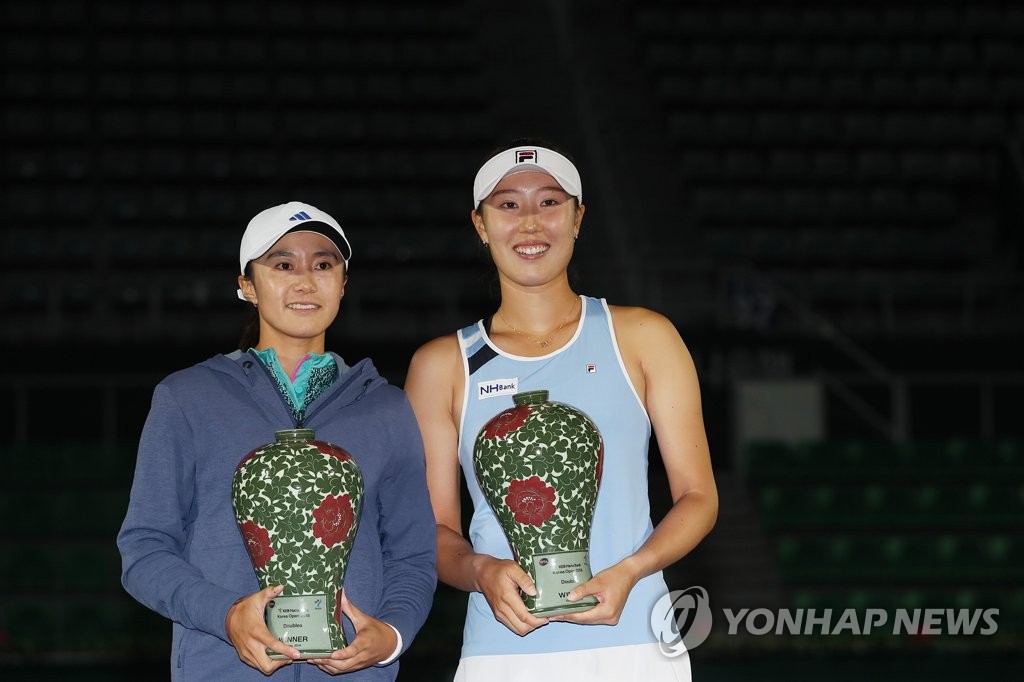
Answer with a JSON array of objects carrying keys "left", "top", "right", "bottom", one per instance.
[{"left": 1, "top": 0, "right": 1022, "bottom": 679}]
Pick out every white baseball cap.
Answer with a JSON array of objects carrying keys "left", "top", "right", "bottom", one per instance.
[
  {"left": 472, "top": 145, "right": 582, "bottom": 207},
  {"left": 237, "top": 201, "right": 352, "bottom": 300}
]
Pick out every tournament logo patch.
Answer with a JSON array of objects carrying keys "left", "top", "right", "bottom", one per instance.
[{"left": 477, "top": 377, "right": 519, "bottom": 400}]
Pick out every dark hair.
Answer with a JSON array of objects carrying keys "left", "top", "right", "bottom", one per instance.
[
  {"left": 474, "top": 137, "right": 581, "bottom": 214},
  {"left": 238, "top": 262, "right": 259, "bottom": 351}
]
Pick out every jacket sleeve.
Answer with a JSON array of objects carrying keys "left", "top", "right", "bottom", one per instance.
[
  {"left": 116, "top": 382, "right": 243, "bottom": 643},
  {"left": 374, "top": 394, "right": 438, "bottom": 656}
]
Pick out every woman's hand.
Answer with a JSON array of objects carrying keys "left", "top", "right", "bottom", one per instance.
[
  {"left": 551, "top": 559, "right": 641, "bottom": 626},
  {"left": 307, "top": 590, "right": 399, "bottom": 675},
  {"left": 474, "top": 555, "right": 550, "bottom": 636},
  {"left": 225, "top": 585, "right": 301, "bottom": 673}
]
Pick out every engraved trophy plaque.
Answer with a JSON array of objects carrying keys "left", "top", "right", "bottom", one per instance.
[
  {"left": 473, "top": 390, "right": 603, "bottom": 616},
  {"left": 232, "top": 428, "right": 363, "bottom": 658}
]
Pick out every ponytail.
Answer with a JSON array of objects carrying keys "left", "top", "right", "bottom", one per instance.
[{"left": 238, "top": 306, "right": 260, "bottom": 351}]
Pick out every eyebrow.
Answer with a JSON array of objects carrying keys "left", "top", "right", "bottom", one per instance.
[
  {"left": 262, "top": 249, "right": 341, "bottom": 260},
  {"left": 490, "top": 186, "right": 568, "bottom": 197}
]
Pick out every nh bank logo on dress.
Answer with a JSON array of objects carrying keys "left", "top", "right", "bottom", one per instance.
[{"left": 477, "top": 378, "right": 519, "bottom": 400}]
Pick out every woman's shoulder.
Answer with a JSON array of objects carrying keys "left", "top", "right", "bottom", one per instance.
[
  {"left": 157, "top": 353, "right": 241, "bottom": 391},
  {"left": 605, "top": 304, "right": 690, "bottom": 360},
  {"left": 410, "top": 331, "right": 462, "bottom": 367},
  {"left": 606, "top": 303, "right": 676, "bottom": 330},
  {"left": 406, "top": 331, "right": 464, "bottom": 396}
]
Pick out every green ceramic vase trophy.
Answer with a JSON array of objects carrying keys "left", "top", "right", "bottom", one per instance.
[
  {"left": 232, "top": 428, "right": 363, "bottom": 658},
  {"left": 473, "top": 390, "right": 603, "bottom": 616}
]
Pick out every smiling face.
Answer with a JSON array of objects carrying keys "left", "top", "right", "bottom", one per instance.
[
  {"left": 472, "top": 170, "right": 585, "bottom": 290},
  {"left": 236, "top": 231, "right": 346, "bottom": 353}
]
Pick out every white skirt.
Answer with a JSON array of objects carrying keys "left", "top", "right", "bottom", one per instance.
[{"left": 453, "top": 642, "right": 691, "bottom": 682}]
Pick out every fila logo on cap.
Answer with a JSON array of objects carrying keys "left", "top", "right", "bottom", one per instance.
[
  {"left": 289, "top": 211, "right": 312, "bottom": 221},
  {"left": 515, "top": 149, "right": 538, "bottom": 164}
]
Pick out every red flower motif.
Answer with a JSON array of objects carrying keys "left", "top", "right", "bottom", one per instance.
[
  {"left": 504, "top": 476, "right": 557, "bottom": 527},
  {"left": 483, "top": 405, "right": 531, "bottom": 440},
  {"left": 240, "top": 520, "right": 274, "bottom": 569},
  {"left": 312, "top": 494, "right": 355, "bottom": 548}
]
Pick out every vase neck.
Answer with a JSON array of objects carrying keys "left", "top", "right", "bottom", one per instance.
[
  {"left": 275, "top": 428, "right": 316, "bottom": 443},
  {"left": 513, "top": 390, "right": 548, "bottom": 406}
]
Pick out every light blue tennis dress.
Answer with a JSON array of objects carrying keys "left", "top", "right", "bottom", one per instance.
[{"left": 456, "top": 296, "right": 673, "bottom": 660}]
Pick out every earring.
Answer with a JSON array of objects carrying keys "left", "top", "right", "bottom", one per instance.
[{"left": 482, "top": 240, "right": 489, "bottom": 247}]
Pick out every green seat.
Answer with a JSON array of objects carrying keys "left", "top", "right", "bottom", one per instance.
[
  {"left": 984, "top": 534, "right": 1023, "bottom": 581},
  {"left": 745, "top": 440, "right": 797, "bottom": 481},
  {"left": 875, "top": 533, "right": 938, "bottom": 582},
  {"left": 956, "top": 482, "right": 1021, "bottom": 528},
  {"left": 986, "top": 439, "right": 1023, "bottom": 473},
  {"left": 821, "top": 534, "right": 880, "bottom": 582},
  {"left": 793, "top": 441, "right": 841, "bottom": 479},
  {"left": 757, "top": 484, "right": 801, "bottom": 530},
  {"left": 874, "top": 533, "right": 913, "bottom": 581},
  {"left": 927, "top": 534, "right": 967, "bottom": 581},
  {"left": 855, "top": 483, "right": 895, "bottom": 528},
  {"left": 962, "top": 482, "right": 994, "bottom": 525},
  {"left": 935, "top": 438, "right": 976, "bottom": 474},
  {"left": 949, "top": 587, "right": 982, "bottom": 611},
  {"left": 775, "top": 534, "right": 827, "bottom": 583},
  {"left": 835, "top": 440, "right": 889, "bottom": 478},
  {"left": 896, "top": 483, "right": 949, "bottom": 527},
  {"left": 806, "top": 484, "right": 839, "bottom": 523},
  {"left": 886, "top": 442, "right": 926, "bottom": 479}
]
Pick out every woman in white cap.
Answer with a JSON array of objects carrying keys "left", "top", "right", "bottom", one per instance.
[
  {"left": 118, "top": 201, "right": 436, "bottom": 680},
  {"left": 405, "top": 140, "right": 718, "bottom": 680}
]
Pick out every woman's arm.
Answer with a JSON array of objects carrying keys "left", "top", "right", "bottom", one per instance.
[
  {"left": 405, "top": 335, "right": 548, "bottom": 635},
  {"left": 117, "top": 383, "right": 300, "bottom": 671},
  {"left": 558, "top": 307, "right": 718, "bottom": 624}
]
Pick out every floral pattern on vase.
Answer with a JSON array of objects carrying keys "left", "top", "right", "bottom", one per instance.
[
  {"left": 473, "top": 390, "right": 603, "bottom": 614},
  {"left": 232, "top": 428, "right": 363, "bottom": 654}
]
